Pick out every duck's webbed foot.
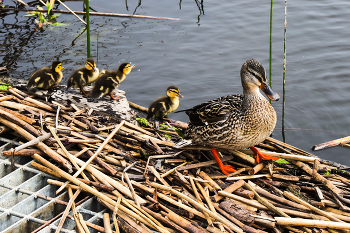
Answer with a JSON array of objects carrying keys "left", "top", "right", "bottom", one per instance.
[
  {"left": 250, "top": 146, "right": 279, "bottom": 163},
  {"left": 110, "top": 92, "right": 123, "bottom": 100},
  {"left": 211, "top": 148, "right": 236, "bottom": 175}
]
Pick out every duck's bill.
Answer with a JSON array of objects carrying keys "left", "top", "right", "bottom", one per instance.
[
  {"left": 131, "top": 64, "right": 136, "bottom": 69},
  {"left": 260, "top": 83, "right": 280, "bottom": 101},
  {"left": 178, "top": 93, "right": 184, "bottom": 98},
  {"left": 93, "top": 67, "right": 98, "bottom": 72}
]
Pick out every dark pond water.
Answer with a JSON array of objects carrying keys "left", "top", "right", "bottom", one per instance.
[{"left": 1, "top": 0, "right": 350, "bottom": 164}]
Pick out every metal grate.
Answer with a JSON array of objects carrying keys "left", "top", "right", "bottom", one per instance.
[{"left": 0, "top": 141, "right": 112, "bottom": 233}]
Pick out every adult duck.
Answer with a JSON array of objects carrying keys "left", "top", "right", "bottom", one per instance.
[{"left": 177, "top": 59, "right": 279, "bottom": 175}]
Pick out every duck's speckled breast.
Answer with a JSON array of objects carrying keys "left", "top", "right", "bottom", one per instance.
[{"left": 187, "top": 95, "right": 277, "bottom": 150}]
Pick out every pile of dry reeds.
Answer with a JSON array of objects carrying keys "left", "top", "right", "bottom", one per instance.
[{"left": 1, "top": 87, "right": 350, "bottom": 233}]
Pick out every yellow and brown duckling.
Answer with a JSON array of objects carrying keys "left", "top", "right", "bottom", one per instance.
[
  {"left": 27, "top": 61, "right": 64, "bottom": 89},
  {"left": 89, "top": 63, "right": 135, "bottom": 100},
  {"left": 66, "top": 58, "right": 99, "bottom": 96},
  {"left": 147, "top": 85, "right": 184, "bottom": 121},
  {"left": 176, "top": 59, "right": 280, "bottom": 175}
]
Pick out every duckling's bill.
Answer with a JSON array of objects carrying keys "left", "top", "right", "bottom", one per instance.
[{"left": 260, "top": 83, "right": 279, "bottom": 101}]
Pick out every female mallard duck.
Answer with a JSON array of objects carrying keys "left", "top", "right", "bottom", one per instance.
[
  {"left": 27, "top": 61, "right": 64, "bottom": 89},
  {"left": 66, "top": 58, "right": 99, "bottom": 96},
  {"left": 177, "top": 59, "right": 279, "bottom": 175},
  {"left": 147, "top": 85, "right": 184, "bottom": 121},
  {"left": 89, "top": 63, "right": 135, "bottom": 100}
]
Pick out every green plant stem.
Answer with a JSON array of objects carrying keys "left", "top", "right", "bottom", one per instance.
[
  {"left": 86, "top": 0, "right": 91, "bottom": 58},
  {"left": 282, "top": 0, "right": 287, "bottom": 134},
  {"left": 97, "top": 32, "right": 99, "bottom": 67},
  {"left": 269, "top": 0, "right": 273, "bottom": 104}
]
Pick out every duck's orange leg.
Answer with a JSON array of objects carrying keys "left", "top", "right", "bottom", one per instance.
[
  {"left": 211, "top": 148, "right": 236, "bottom": 175},
  {"left": 110, "top": 92, "right": 122, "bottom": 100},
  {"left": 250, "top": 146, "right": 279, "bottom": 163}
]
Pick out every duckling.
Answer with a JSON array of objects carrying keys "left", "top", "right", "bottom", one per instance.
[
  {"left": 176, "top": 59, "right": 280, "bottom": 175},
  {"left": 66, "top": 58, "right": 99, "bottom": 96},
  {"left": 147, "top": 85, "right": 184, "bottom": 121},
  {"left": 27, "top": 61, "right": 64, "bottom": 90},
  {"left": 89, "top": 63, "right": 135, "bottom": 100}
]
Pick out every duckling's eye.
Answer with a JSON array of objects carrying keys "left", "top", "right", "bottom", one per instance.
[{"left": 170, "top": 90, "right": 179, "bottom": 94}]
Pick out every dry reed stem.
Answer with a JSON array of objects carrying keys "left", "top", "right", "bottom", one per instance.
[
  {"left": 151, "top": 182, "right": 244, "bottom": 233},
  {"left": 56, "top": 120, "right": 125, "bottom": 194},
  {"left": 55, "top": 188, "right": 82, "bottom": 233}
]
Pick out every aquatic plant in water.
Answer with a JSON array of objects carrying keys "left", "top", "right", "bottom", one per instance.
[{"left": 24, "top": 4, "right": 67, "bottom": 29}]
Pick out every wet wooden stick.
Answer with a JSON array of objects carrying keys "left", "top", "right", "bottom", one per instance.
[
  {"left": 151, "top": 182, "right": 244, "bottom": 233},
  {"left": 141, "top": 206, "right": 189, "bottom": 233},
  {"left": 248, "top": 163, "right": 265, "bottom": 175},
  {"left": 56, "top": 120, "right": 125, "bottom": 194},
  {"left": 195, "top": 180, "right": 226, "bottom": 231},
  {"left": 22, "top": 96, "right": 57, "bottom": 112},
  {"left": 244, "top": 181, "right": 290, "bottom": 218},
  {"left": 132, "top": 181, "right": 206, "bottom": 219},
  {"left": 112, "top": 197, "right": 122, "bottom": 233},
  {"left": 253, "top": 184, "right": 308, "bottom": 211},
  {"left": 77, "top": 213, "right": 90, "bottom": 233},
  {"left": 0, "top": 106, "right": 35, "bottom": 124},
  {"left": 0, "top": 108, "right": 41, "bottom": 137},
  {"left": 275, "top": 217, "right": 350, "bottom": 229},
  {"left": 55, "top": 188, "right": 82, "bottom": 233},
  {"left": 312, "top": 136, "right": 350, "bottom": 151},
  {"left": 162, "top": 209, "right": 207, "bottom": 233},
  {"left": 198, "top": 171, "right": 221, "bottom": 190},
  {"left": 212, "top": 179, "right": 245, "bottom": 202},
  {"left": 0, "top": 95, "right": 14, "bottom": 102},
  {"left": 189, "top": 176, "right": 213, "bottom": 226},
  {"left": 161, "top": 162, "right": 187, "bottom": 178},
  {"left": 128, "top": 101, "right": 148, "bottom": 112},
  {"left": 0, "top": 100, "right": 45, "bottom": 113},
  {"left": 71, "top": 155, "right": 145, "bottom": 204},
  {"left": 291, "top": 160, "right": 342, "bottom": 195},
  {"left": 0, "top": 118, "right": 72, "bottom": 172},
  {"left": 103, "top": 213, "right": 113, "bottom": 233},
  {"left": 47, "top": 126, "right": 91, "bottom": 193},
  {"left": 67, "top": 187, "right": 85, "bottom": 233},
  {"left": 213, "top": 203, "right": 267, "bottom": 233},
  {"left": 3, "top": 149, "right": 45, "bottom": 157},
  {"left": 283, "top": 191, "right": 344, "bottom": 223},
  {"left": 123, "top": 172, "right": 140, "bottom": 207}
]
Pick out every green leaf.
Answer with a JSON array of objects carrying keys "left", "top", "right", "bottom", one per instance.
[
  {"left": 50, "top": 13, "right": 61, "bottom": 19},
  {"left": 52, "top": 22, "right": 68, "bottom": 26},
  {"left": 136, "top": 118, "right": 149, "bottom": 127},
  {"left": 274, "top": 158, "right": 290, "bottom": 164},
  {"left": 46, "top": 0, "right": 55, "bottom": 15},
  {"left": 0, "top": 83, "right": 11, "bottom": 91},
  {"left": 38, "top": 12, "right": 44, "bottom": 22},
  {"left": 23, "top": 13, "right": 37, "bottom": 17}
]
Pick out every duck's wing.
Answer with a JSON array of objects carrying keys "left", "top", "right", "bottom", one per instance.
[{"left": 184, "top": 94, "right": 243, "bottom": 126}]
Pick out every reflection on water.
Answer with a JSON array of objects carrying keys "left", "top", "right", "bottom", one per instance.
[{"left": 1, "top": 0, "right": 350, "bottom": 165}]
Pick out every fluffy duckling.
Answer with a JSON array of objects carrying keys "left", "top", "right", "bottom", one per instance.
[
  {"left": 147, "top": 85, "right": 184, "bottom": 121},
  {"left": 66, "top": 58, "right": 99, "bottom": 96},
  {"left": 89, "top": 63, "right": 135, "bottom": 100},
  {"left": 27, "top": 61, "right": 64, "bottom": 89}
]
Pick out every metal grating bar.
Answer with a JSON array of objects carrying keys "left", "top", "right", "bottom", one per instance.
[{"left": 0, "top": 142, "right": 113, "bottom": 233}]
